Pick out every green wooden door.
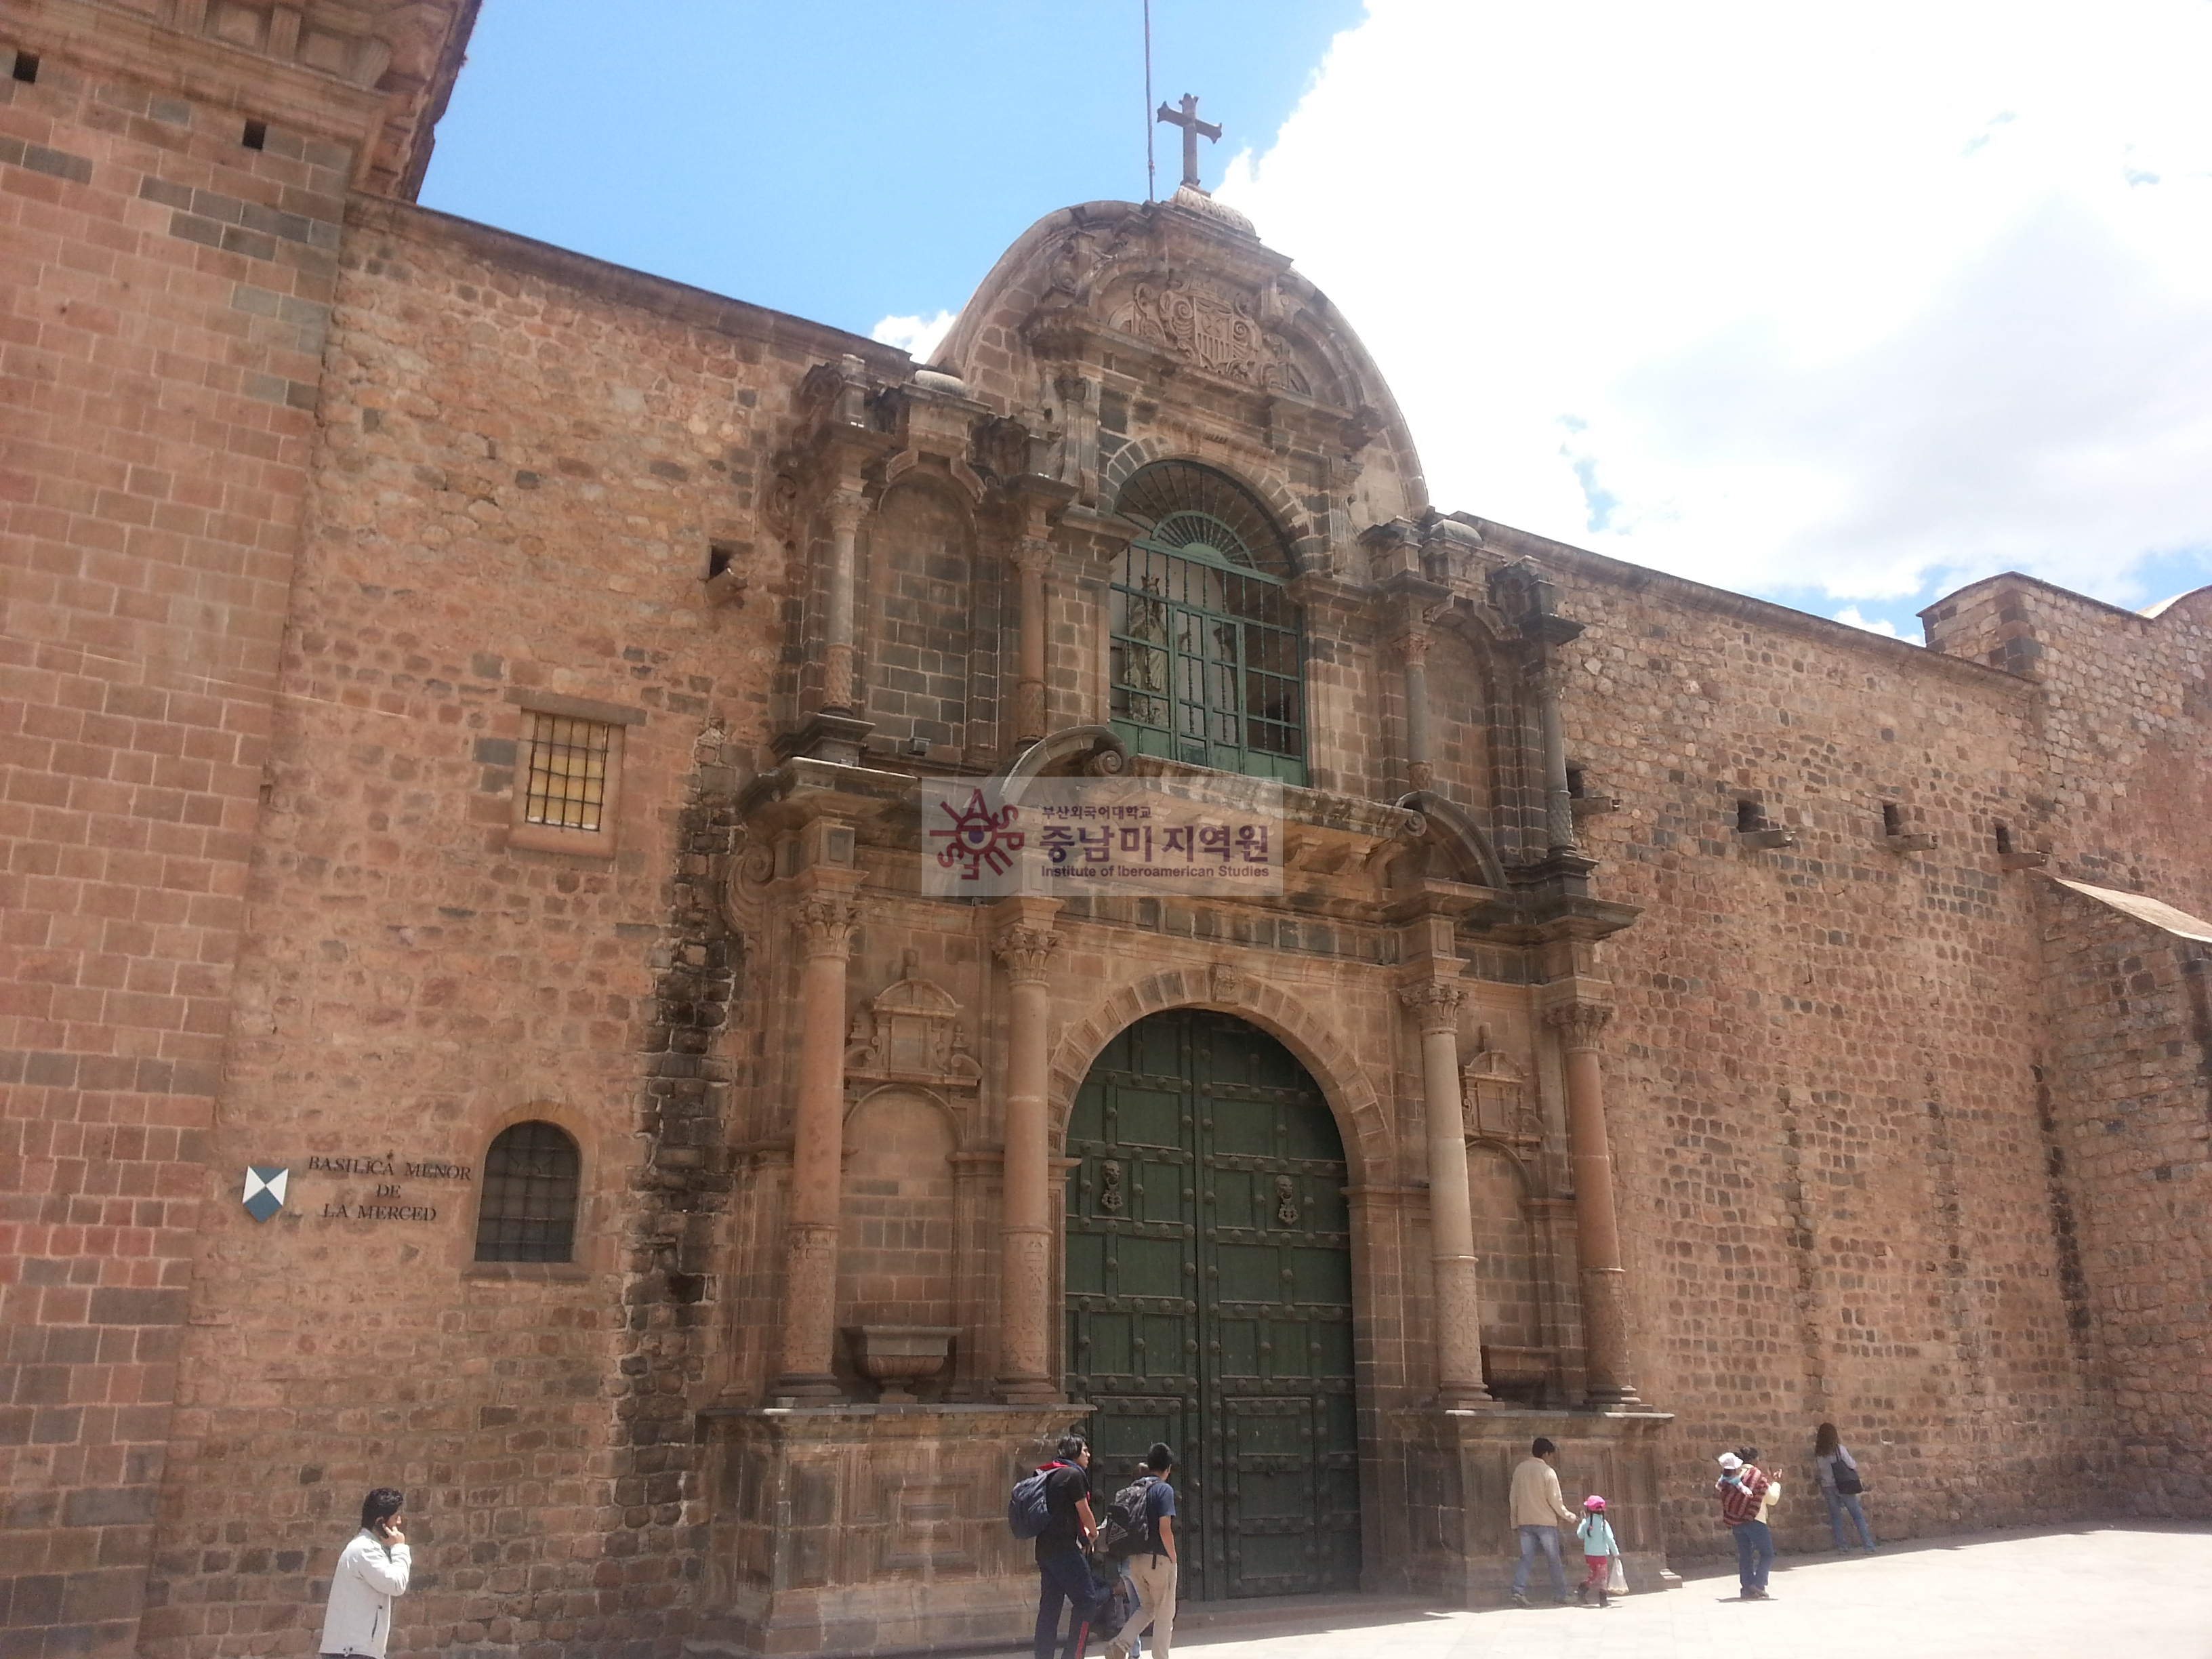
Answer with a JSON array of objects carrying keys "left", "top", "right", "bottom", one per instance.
[{"left": 1065, "top": 1010, "right": 1359, "bottom": 1600}]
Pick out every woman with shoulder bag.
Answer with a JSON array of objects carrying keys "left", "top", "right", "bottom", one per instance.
[{"left": 1813, "top": 1422, "right": 1877, "bottom": 1553}]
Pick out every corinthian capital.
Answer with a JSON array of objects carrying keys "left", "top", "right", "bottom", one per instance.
[
  {"left": 790, "top": 895, "right": 858, "bottom": 957},
  {"left": 826, "top": 489, "right": 869, "bottom": 536},
  {"left": 1010, "top": 537, "right": 1054, "bottom": 576},
  {"left": 1545, "top": 1001, "right": 1614, "bottom": 1050},
  {"left": 1397, "top": 979, "right": 1466, "bottom": 1034},
  {"left": 1525, "top": 653, "right": 1569, "bottom": 697},
  {"left": 992, "top": 922, "right": 1063, "bottom": 982}
]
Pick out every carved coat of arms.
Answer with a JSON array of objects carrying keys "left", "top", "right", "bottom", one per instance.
[{"left": 1127, "top": 278, "right": 1262, "bottom": 382}]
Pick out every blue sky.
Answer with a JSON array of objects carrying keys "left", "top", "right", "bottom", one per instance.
[
  {"left": 422, "top": 1, "right": 2212, "bottom": 642},
  {"left": 420, "top": 1, "right": 1361, "bottom": 341}
]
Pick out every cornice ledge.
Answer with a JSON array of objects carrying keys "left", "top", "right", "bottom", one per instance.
[{"left": 344, "top": 197, "right": 918, "bottom": 371}]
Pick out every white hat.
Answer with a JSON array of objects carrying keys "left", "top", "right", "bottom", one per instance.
[{"left": 1717, "top": 1453, "right": 1743, "bottom": 1471}]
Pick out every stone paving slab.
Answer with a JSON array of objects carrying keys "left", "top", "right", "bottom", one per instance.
[{"left": 989, "top": 1523, "right": 2212, "bottom": 1659}]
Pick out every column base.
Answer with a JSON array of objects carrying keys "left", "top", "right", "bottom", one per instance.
[
  {"left": 694, "top": 1404, "right": 1092, "bottom": 1658},
  {"left": 1379, "top": 1404, "right": 1677, "bottom": 1607},
  {"left": 1584, "top": 1384, "right": 1644, "bottom": 1408},
  {"left": 1437, "top": 1387, "right": 1500, "bottom": 1410},
  {"left": 768, "top": 1374, "right": 844, "bottom": 1402},
  {"left": 996, "top": 1379, "right": 1061, "bottom": 1406}
]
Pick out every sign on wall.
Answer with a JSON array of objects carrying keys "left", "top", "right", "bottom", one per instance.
[
  {"left": 920, "top": 774, "right": 1284, "bottom": 898},
  {"left": 241, "top": 1166, "right": 288, "bottom": 1223}
]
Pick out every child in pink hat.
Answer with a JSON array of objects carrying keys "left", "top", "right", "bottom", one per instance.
[{"left": 1574, "top": 1495, "right": 1620, "bottom": 1607}]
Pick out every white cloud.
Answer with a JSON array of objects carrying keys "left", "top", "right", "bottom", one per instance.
[
  {"left": 1832, "top": 607, "right": 1903, "bottom": 640},
  {"left": 870, "top": 309, "right": 956, "bottom": 361},
  {"left": 1215, "top": 0, "right": 2212, "bottom": 614}
]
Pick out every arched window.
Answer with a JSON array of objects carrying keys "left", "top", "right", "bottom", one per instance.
[
  {"left": 1110, "top": 462, "right": 1306, "bottom": 783},
  {"left": 473, "top": 1121, "right": 581, "bottom": 1263}
]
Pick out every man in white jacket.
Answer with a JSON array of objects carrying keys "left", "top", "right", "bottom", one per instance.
[{"left": 319, "top": 1488, "right": 411, "bottom": 1658}]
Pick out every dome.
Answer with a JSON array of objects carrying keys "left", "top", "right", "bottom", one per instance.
[{"left": 1168, "top": 183, "right": 1257, "bottom": 239}]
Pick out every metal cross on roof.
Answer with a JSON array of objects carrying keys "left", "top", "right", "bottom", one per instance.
[{"left": 1156, "top": 93, "right": 1221, "bottom": 192}]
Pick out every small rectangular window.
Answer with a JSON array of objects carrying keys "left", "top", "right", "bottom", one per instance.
[
  {"left": 1994, "top": 823, "right": 2013, "bottom": 855},
  {"left": 505, "top": 693, "right": 638, "bottom": 857},
  {"left": 1881, "top": 802, "right": 1902, "bottom": 836},
  {"left": 12, "top": 52, "right": 39, "bottom": 83},
  {"left": 1736, "top": 798, "right": 1760, "bottom": 834},
  {"left": 242, "top": 119, "right": 268, "bottom": 150},
  {"left": 522, "top": 711, "right": 613, "bottom": 831}
]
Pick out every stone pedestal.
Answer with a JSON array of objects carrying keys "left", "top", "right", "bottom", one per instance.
[
  {"left": 1379, "top": 1406, "right": 1676, "bottom": 1606},
  {"left": 691, "top": 1404, "right": 1089, "bottom": 1658}
]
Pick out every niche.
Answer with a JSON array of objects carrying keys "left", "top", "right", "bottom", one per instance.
[{"left": 836, "top": 1089, "right": 959, "bottom": 1342}]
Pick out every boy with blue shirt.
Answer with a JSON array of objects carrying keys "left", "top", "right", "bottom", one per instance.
[{"left": 1105, "top": 1443, "right": 1178, "bottom": 1659}]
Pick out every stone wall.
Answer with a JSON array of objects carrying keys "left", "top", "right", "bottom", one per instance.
[
  {"left": 1515, "top": 534, "right": 2119, "bottom": 1555},
  {"left": 138, "top": 201, "right": 901, "bottom": 1658},
  {"left": 0, "top": 19, "right": 371, "bottom": 1653},
  {"left": 14, "top": 14, "right": 2212, "bottom": 1645},
  {"left": 2037, "top": 885, "right": 2211, "bottom": 1513}
]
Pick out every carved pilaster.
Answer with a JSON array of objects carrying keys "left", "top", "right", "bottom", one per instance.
[
  {"left": 1010, "top": 537, "right": 1052, "bottom": 745},
  {"left": 822, "top": 489, "right": 869, "bottom": 714},
  {"left": 1400, "top": 977, "right": 1492, "bottom": 1406},
  {"left": 991, "top": 921, "right": 1063, "bottom": 984},
  {"left": 790, "top": 895, "right": 858, "bottom": 958},
  {"left": 1545, "top": 1000, "right": 1613, "bottom": 1052},
  {"left": 776, "top": 881, "right": 861, "bottom": 1398},
  {"left": 992, "top": 897, "right": 1064, "bottom": 1401},
  {"left": 1397, "top": 979, "right": 1466, "bottom": 1036},
  {"left": 1547, "top": 996, "right": 1639, "bottom": 1404},
  {"left": 1525, "top": 652, "right": 1577, "bottom": 854},
  {"left": 1395, "top": 621, "right": 1436, "bottom": 795}
]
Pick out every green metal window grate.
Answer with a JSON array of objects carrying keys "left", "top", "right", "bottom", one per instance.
[
  {"left": 1109, "top": 464, "right": 1306, "bottom": 783},
  {"left": 474, "top": 1120, "right": 580, "bottom": 1263}
]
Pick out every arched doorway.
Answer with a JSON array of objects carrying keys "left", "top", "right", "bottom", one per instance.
[{"left": 1065, "top": 1009, "right": 1358, "bottom": 1600}]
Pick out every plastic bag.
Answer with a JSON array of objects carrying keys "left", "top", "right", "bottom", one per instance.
[{"left": 1606, "top": 1555, "right": 1628, "bottom": 1597}]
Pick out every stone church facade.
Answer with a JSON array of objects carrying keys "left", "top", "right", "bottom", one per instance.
[{"left": 5, "top": 5, "right": 2211, "bottom": 1658}]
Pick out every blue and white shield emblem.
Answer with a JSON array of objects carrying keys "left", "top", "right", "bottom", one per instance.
[{"left": 242, "top": 1166, "right": 288, "bottom": 1223}]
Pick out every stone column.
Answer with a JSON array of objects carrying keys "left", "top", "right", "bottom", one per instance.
[
  {"left": 774, "top": 888, "right": 859, "bottom": 1397},
  {"left": 1397, "top": 626, "right": 1435, "bottom": 793},
  {"left": 1012, "top": 536, "right": 1050, "bottom": 745},
  {"left": 823, "top": 488, "right": 867, "bottom": 714},
  {"left": 1399, "top": 980, "right": 1492, "bottom": 1407},
  {"left": 992, "top": 898, "right": 1064, "bottom": 1401},
  {"left": 1530, "top": 657, "right": 1576, "bottom": 854},
  {"left": 1547, "top": 1001, "right": 1640, "bottom": 1404}
]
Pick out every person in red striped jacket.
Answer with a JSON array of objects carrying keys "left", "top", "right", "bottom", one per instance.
[{"left": 1715, "top": 1452, "right": 1775, "bottom": 1600}]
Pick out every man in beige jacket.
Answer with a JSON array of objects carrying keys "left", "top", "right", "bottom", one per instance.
[{"left": 1508, "top": 1437, "right": 1578, "bottom": 1606}]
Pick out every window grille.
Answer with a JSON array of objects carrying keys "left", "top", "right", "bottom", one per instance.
[
  {"left": 473, "top": 1121, "right": 581, "bottom": 1263},
  {"left": 1109, "top": 462, "right": 1307, "bottom": 783},
  {"left": 521, "top": 712, "right": 613, "bottom": 832}
]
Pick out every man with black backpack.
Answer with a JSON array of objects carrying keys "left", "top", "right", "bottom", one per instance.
[
  {"left": 1102, "top": 1443, "right": 1177, "bottom": 1659},
  {"left": 1017, "top": 1433, "right": 1106, "bottom": 1659}
]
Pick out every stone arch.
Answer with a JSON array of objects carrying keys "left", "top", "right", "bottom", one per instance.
[
  {"left": 1396, "top": 790, "right": 1508, "bottom": 889},
  {"left": 1048, "top": 968, "right": 1391, "bottom": 1188},
  {"left": 842, "top": 1082, "right": 964, "bottom": 1149},
  {"left": 1100, "top": 442, "right": 1322, "bottom": 576}
]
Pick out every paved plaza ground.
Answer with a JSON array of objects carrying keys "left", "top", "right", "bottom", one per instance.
[{"left": 1015, "top": 1523, "right": 2212, "bottom": 1659}]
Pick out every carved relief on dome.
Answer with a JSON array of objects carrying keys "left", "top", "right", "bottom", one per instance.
[{"left": 1097, "top": 272, "right": 1328, "bottom": 399}]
